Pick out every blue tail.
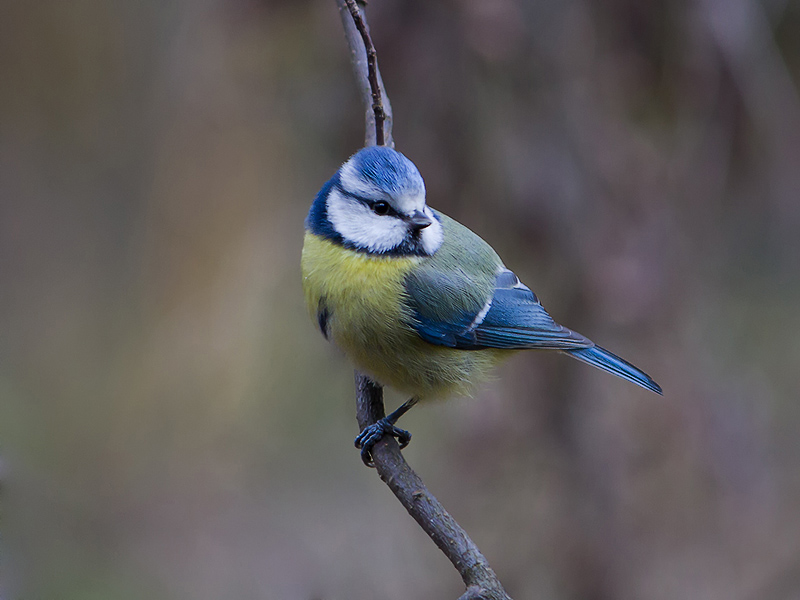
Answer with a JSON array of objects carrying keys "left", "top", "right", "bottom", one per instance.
[{"left": 565, "top": 345, "right": 662, "bottom": 395}]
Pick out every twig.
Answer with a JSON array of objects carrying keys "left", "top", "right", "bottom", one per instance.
[
  {"left": 356, "top": 375, "right": 512, "bottom": 600},
  {"left": 336, "top": 0, "right": 392, "bottom": 147},
  {"left": 336, "top": 2, "right": 513, "bottom": 598}
]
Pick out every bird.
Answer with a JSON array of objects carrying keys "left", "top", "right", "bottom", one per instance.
[{"left": 301, "top": 145, "right": 662, "bottom": 465}]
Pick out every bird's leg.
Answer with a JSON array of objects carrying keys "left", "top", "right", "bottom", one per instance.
[{"left": 355, "top": 396, "right": 420, "bottom": 467}]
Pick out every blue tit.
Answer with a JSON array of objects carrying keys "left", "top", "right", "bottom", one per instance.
[{"left": 302, "top": 146, "right": 662, "bottom": 464}]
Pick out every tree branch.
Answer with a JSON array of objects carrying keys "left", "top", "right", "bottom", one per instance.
[
  {"left": 355, "top": 376, "right": 512, "bottom": 600},
  {"left": 336, "top": 0, "right": 393, "bottom": 147},
  {"left": 336, "top": 2, "right": 513, "bottom": 598}
]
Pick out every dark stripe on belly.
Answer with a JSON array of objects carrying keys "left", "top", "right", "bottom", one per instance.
[{"left": 317, "top": 298, "right": 331, "bottom": 340}]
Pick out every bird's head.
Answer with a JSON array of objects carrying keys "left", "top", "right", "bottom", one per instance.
[{"left": 308, "top": 146, "right": 444, "bottom": 256}]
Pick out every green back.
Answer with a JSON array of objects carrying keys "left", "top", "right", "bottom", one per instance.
[{"left": 404, "top": 210, "right": 502, "bottom": 325}]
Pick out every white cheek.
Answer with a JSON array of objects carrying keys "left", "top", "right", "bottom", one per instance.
[
  {"left": 420, "top": 207, "right": 444, "bottom": 255},
  {"left": 327, "top": 191, "right": 407, "bottom": 253}
]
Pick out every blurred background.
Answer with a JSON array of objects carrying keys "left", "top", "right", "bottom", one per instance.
[{"left": 2, "top": 0, "right": 800, "bottom": 598}]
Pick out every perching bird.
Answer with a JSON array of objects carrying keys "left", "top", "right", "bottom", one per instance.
[{"left": 302, "top": 146, "right": 662, "bottom": 465}]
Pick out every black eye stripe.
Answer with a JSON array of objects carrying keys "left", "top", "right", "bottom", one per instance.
[
  {"left": 334, "top": 184, "right": 400, "bottom": 216},
  {"left": 334, "top": 182, "right": 372, "bottom": 202}
]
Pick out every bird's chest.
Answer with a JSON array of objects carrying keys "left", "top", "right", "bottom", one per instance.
[{"left": 301, "top": 233, "right": 420, "bottom": 347}]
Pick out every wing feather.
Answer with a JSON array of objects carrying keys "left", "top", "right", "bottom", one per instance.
[{"left": 407, "top": 267, "right": 591, "bottom": 351}]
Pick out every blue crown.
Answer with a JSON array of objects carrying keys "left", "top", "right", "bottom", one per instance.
[{"left": 349, "top": 146, "right": 424, "bottom": 197}]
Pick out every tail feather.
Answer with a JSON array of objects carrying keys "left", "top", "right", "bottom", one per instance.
[{"left": 565, "top": 345, "right": 662, "bottom": 395}]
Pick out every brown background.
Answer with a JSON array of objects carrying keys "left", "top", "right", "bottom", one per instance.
[{"left": 3, "top": 0, "right": 800, "bottom": 598}]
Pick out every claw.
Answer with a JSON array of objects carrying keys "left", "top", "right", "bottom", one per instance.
[{"left": 354, "top": 418, "right": 412, "bottom": 467}]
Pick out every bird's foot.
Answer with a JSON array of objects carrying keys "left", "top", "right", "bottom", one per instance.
[{"left": 354, "top": 418, "right": 411, "bottom": 467}]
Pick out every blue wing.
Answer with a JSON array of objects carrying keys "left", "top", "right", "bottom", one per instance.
[
  {"left": 406, "top": 266, "right": 663, "bottom": 394},
  {"left": 407, "top": 267, "right": 592, "bottom": 351}
]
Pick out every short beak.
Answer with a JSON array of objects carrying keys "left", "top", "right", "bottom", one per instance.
[{"left": 407, "top": 210, "right": 432, "bottom": 230}]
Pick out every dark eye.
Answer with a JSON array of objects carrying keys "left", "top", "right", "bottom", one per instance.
[{"left": 372, "top": 201, "right": 390, "bottom": 216}]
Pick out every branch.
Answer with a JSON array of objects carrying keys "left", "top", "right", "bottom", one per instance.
[
  {"left": 336, "top": 0, "right": 393, "bottom": 147},
  {"left": 356, "top": 376, "right": 512, "bottom": 600},
  {"left": 336, "top": 2, "right": 513, "bottom": 598}
]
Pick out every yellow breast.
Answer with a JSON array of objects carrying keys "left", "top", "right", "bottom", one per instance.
[
  {"left": 301, "top": 232, "right": 507, "bottom": 399},
  {"left": 301, "top": 231, "right": 419, "bottom": 355}
]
